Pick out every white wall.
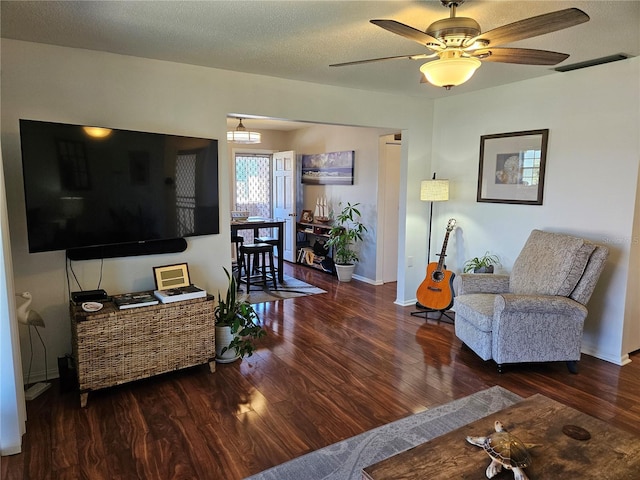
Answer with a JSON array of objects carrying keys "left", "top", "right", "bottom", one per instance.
[
  {"left": 0, "top": 39, "right": 434, "bottom": 381},
  {"left": 430, "top": 57, "right": 640, "bottom": 365}
]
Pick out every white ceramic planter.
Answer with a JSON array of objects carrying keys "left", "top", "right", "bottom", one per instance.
[
  {"left": 215, "top": 325, "right": 240, "bottom": 363},
  {"left": 335, "top": 263, "right": 355, "bottom": 282}
]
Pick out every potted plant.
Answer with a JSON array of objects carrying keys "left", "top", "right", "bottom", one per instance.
[
  {"left": 463, "top": 252, "right": 501, "bottom": 273},
  {"left": 214, "top": 268, "right": 266, "bottom": 363},
  {"left": 326, "top": 202, "right": 368, "bottom": 282}
]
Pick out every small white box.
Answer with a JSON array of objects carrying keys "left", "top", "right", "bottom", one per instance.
[{"left": 154, "top": 285, "right": 207, "bottom": 304}]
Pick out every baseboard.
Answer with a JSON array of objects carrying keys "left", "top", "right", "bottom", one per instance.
[
  {"left": 620, "top": 353, "right": 632, "bottom": 365},
  {"left": 351, "top": 274, "right": 381, "bottom": 285},
  {"left": 0, "top": 442, "right": 22, "bottom": 456},
  {"left": 25, "top": 382, "right": 51, "bottom": 401},
  {"left": 23, "top": 368, "right": 59, "bottom": 385},
  {"left": 395, "top": 298, "right": 419, "bottom": 307},
  {"left": 580, "top": 344, "right": 631, "bottom": 366}
]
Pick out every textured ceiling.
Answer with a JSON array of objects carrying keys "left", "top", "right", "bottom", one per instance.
[{"left": 2, "top": 1, "right": 639, "bottom": 106}]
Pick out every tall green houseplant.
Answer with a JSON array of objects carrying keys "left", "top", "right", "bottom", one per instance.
[{"left": 327, "top": 202, "right": 367, "bottom": 282}]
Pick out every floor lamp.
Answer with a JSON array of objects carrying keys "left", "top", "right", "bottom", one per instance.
[
  {"left": 421, "top": 173, "right": 449, "bottom": 264},
  {"left": 411, "top": 173, "right": 452, "bottom": 322}
]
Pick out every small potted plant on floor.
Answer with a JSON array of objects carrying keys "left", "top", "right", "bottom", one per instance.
[
  {"left": 326, "top": 202, "right": 368, "bottom": 282},
  {"left": 214, "top": 268, "right": 266, "bottom": 363},
  {"left": 463, "top": 251, "right": 501, "bottom": 273}
]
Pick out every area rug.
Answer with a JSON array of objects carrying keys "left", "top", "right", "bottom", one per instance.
[
  {"left": 244, "top": 386, "right": 522, "bottom": 480},
  {"left": 242, "top": 274, "right": 326, "bottom": 304}
]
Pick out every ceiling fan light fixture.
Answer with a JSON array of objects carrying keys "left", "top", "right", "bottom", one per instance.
[
  {"left": 227, "top": 118, "right": 261, "bottom": 144},
  {"left": 420, "top": 53, "right": 481, "bottom": 90}
]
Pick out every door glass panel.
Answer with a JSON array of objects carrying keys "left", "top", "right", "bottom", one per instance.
[{"left": 235, "top": 153, "right": 272, "bottom": 241}]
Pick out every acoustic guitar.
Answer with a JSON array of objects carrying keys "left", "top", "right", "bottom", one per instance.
[{"left": 416, "top": 218, "right": 456, "bottom": 311}]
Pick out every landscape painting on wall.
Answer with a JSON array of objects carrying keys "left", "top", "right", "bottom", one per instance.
[{"left": 301, "top": 150, "right": 354, "bottom": 185}]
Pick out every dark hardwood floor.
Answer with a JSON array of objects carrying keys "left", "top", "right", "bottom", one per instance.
[{"left": 3, "top": 262, "right": 640, "bottom": 479}]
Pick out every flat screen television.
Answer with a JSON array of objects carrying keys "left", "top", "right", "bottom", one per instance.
[{"left": 19, "top": 119, "right": 220, "bottom": 255}]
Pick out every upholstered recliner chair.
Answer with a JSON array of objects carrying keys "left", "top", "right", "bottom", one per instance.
[{"left": 453, "top": 230, "right": 608, "bottom": 373}]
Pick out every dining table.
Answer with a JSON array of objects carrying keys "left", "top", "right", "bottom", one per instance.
[{"left": 230, "top": 218, "right": 285, "bottom": 283}]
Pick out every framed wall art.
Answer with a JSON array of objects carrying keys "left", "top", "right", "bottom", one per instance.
[
  {"left": 153, "top": 263, "right": 191, "bottom": 290},
  {"left": 477, "top": 129, "right": 549, "bottom": 205},
  {"left": 300, "top": 209, "right": 314, "bottom": 223},
  {"left": 301, "top": 150, "right": 354, "bottom": 185}
]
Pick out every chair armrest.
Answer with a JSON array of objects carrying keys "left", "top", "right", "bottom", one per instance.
[
  {"left": 455, "top": 273, "right": 510, "bottom": 295},
  {"left": 494, "top": 294, "right": 587, "bottom": 317}
]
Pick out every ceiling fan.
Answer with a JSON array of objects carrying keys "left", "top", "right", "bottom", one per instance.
[{"left": 330, "top": 0, "right": 589, "bottom": 89}]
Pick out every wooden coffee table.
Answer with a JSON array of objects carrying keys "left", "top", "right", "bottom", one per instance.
[{"left": 362, "top": 394, "right": 640, "bottom": 479}]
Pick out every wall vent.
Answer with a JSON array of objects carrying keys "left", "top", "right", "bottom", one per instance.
[{"left": 555, "top": 54, "right": 630, "bottom": 72}]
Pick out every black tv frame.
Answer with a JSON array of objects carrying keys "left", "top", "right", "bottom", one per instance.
[{"left": 19, "top": 119, "right": 220, "bottom": 258}]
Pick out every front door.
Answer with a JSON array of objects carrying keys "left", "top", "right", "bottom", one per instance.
[{"left": 272, "top": 150, "right": 296, "bottom": 262}]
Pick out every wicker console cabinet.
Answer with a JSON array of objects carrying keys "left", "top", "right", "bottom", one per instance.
[{"left": 70, "top": 296, "right": 216, "bottom": 407}]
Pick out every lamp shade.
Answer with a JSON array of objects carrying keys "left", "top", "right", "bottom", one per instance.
[
  {"left": 420, "top": 179, "right": 449, "bottom": 202},
  {"left": 227, "top": 118, "right": 261, "bottom": 144},
  {"left": 420, "top": 56, "right": 481, "bottom": 89}
]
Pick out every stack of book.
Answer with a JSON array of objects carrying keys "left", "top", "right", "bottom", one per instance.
[{"left": 112, "top": 291, "right": 159, "bottom": 310}]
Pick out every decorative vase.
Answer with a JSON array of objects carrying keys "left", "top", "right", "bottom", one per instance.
[
  {"left": 335, "top": 263, "right": 355, "bottom": 282},
  {"left": 215, "top": 325, "right": 240, "bottom": 363}
]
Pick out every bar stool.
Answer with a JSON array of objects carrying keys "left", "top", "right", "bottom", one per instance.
[
  {"left": 255, "top": 235, "right": 279, "bottom": 271},
  {"left": 231, "top": 235, "right": 245, "bottom": 279},
  {"left": 239, "top": 243, "right": 277, "bottom": 291}
]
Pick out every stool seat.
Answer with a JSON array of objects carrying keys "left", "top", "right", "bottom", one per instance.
[
  {"left": 243, "top": 242, "right": 272, "bottom": 250},
  {"left": 240, "top": 243, "right": 277, "bottom": 291},
  {"left": 254, "top": 236, "right": 279, "bottom": 270}
]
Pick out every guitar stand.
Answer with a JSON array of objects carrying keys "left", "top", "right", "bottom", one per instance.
[{"left": 410, "top": 303, "right": 455, "bottom": 324}]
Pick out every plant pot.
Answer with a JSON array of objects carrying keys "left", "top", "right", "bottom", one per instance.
[
  {"left": 474, "top": 265, "right": 494, "bottom": 273},
  {"left": 335, "top": 263, "right": 355, "bottom": 282},
  {"left": 215, "top": 325, "right": 240, "bottom": 363}
]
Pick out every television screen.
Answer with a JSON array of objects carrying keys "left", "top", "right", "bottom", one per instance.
[{"left": 19, "top": 119, "right": 219, "bottom": 254}]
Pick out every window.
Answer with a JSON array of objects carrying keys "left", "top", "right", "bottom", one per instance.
[
  {"left": 521, "top": 149, "right": 541, "bottom": 186},
  {"left": 234, "top": 153, "right": 272, "bottom": 241}
]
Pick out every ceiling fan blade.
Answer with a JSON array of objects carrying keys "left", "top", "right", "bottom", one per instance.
[
  {"left": 466, "top": 8, "right": 589, "bottom": 49},
  {"left": 370, "top": 19, "right": 444, "bottom": 48},
  {"left": 473, "top": 48, "right": 570, "bottom": 65},
  {"left": 330, "top": 53, "right": 430, "bottom": 67}
]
